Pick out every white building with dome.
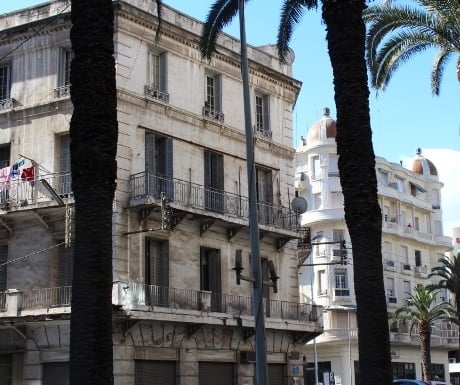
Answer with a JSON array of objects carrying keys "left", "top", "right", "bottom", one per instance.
[{"left": 295, "top": 108, "right": 454, "bottom": 385}]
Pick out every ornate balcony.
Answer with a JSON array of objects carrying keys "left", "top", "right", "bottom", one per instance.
[
  {"left": 129, "top": 172, "right": 299, "bottom": 233},
  {"left": 202, "top": 104, "right": 224, "bottom": 122},
  {"left": 0, "top": 285, "right": 323, "bottom": 338},
  {"left": 113, "top": 282, "right": 323, "bottom": 335},
  {"left": 54, "top": 85, "right": 70, "bottom": 98},
  {"left": 144, "top": 84, "right": 169, "bottom": 103}
]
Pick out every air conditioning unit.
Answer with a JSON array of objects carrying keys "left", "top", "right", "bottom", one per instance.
[{"left": 449, "top": 358, "right": 456, "bottom": 364}]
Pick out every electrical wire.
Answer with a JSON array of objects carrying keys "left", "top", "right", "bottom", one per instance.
[
  {"left": 0, "top": 241, "right": 66, "bottom": 267},
  {"left": 0, "top": 1, "right": 71, "bottom": 64}
]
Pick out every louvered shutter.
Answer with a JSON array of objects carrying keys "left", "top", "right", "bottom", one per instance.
[
  {"left": 268, "top": 364, "right": 286, "bottom": 385},
  {"left": 59, "top": 134, "right": 71, "bottom": 195},
  {"left": 160, "top": 53, "right": 167, "bottom": 92},
  {"left": 164, "top": 137, "right": 174, "bottom": 199},
  {"left": 43, "top": 362, "right": 69, "bottom": 385},
  {"left": 135, "top": 360, "right": 176, "bottom": 385},
  {"left": 263, "top": 95, "right": 270, "bottom": 133},
  {"left": 199, "top": 362, "right": 234, "bottom": 385},
  {"left": 214, "top": 75, "right": 222, "bottom": 112},
  {"left": 145, "top": 131, "right": 156, "bottom": 196},
  {"left": 209, "top": 250, "right": 221, "bottom": 312}
]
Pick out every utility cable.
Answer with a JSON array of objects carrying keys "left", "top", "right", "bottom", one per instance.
[
  {"left": 0, "top": 2, "right": 71, "bottom": 63},
  {"left": 0, "top": 241, "right": 66, "bottom": 267}
]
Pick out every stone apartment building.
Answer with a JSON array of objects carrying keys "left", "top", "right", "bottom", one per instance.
[
  {"left": 296, "top": 109, "right": 454, "bottom": 385},
  {"left": 0, "top": 1, "right": 323, "bottom": 384}
]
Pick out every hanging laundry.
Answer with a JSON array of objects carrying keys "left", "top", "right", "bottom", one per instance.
[
  {"left": 21, "top": 166, "right": 35, "bottom": 183},
  {"left": 10, "top": 159, "right": 25, "bottom": 179},
  {"left": 0, "top": 166, "right": 11, "bottom": 191}
]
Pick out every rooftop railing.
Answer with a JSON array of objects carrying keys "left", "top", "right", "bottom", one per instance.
[{"left": 130, "top": 172, "right": 299, "bottom": 231}]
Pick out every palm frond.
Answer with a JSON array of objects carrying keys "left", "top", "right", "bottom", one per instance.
[
  {"left": 200, "top": 0, "right": 241, "bottom": 61},
  {"left": 277, "top": 0, "right": 316, "bottom": 63},
  {"left": 372, "top": 31, "right": 438, "bottom": 90},
  {"left": 364, "top": 0, "right": 460, "bottom": 94}
]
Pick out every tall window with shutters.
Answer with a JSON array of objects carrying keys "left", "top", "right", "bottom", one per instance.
[
  {"left": 200, "top": 247, "right": 221, "bottom": 312},
  {"left": 145, "top": 51, "right": 168, "bottom": 102},
  {"left": 58, "top": 134, "right": 72, "bottom": 196},
  {"left": 145, "top": 131, "right": 174, "bottom": 199},
  {"left": 145, "top": 239, "right": 169, "bottom": 307},
  {"left": 255, "top": 93, "right": 271, "bottom": 138},
  {"left": 255, "top": 166, "right": 274, "bottom": 225},
  {"left": 204, "top": 150, "right": 224, "bottom": 212},
  {"left": 0, "top": 63, "right": 12, "bottom": 104},
  {"left": 203, "top": 73, "right": 223, "bottom": 121},
  {"left": 54, "top": 48, "right": 73, "bottom": 98}
]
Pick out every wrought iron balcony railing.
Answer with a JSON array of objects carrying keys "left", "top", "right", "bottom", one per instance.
[
  {"left": 0, "top": 171, "right": 72, "bottom": 210},
  {"left": 1, "top": 284, "right": 323, "bottom": 329},
  {"left": 144, "top": 85, "right": 170, "bottom": 103},
  {"left": 253, "top": 125, "right": 272, "bottom": 140},
  {"left": 0, "top": 98, "right": 13, "bottom": 111},
  {"left": 202, "top": 105, "right": 224, "bottom": 122},
  {"left": 130, "top": 172, "right": 299, "bottom": 231},
  {"left": 126, "top": 282, "right": 322, "bottom": 324},
  {"left": 54, "top": 85, "right": 71, "bottom": 98}
]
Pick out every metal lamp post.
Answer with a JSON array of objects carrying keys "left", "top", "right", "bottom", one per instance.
[{"left": 238, "top": 1, "right": 268, "bottom": 385}]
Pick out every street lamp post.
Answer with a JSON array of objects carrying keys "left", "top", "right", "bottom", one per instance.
[{"left": 238, "top": 2, "right": 268, "bottom": 385}]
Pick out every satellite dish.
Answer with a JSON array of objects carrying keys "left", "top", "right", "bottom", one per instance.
[{"left": 291, "top": 196, "right": 308, "bottom": 214}]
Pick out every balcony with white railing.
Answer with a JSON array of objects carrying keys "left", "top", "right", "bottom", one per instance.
[
  {"left": 0, "top": 284, "right": 323, "bottom": 336},
  {"left": 114, "top": 282, "right": 323, "bottom": 333},
  {"left": 318, "top": 322, "right": 459, "bottom": 346},
  {"left": 0, "top": 287, "right": 71, "bottom": 318},
  {"left": 0, "top": 172, "right": 73, "bottom": 211},
  {"left": 316, "top": 327, "right": 358, "bottom": 343},
  {"left": 414, "top": 265, "right": 428, "bottom": 277},
  {"left": 129, "top": 172, "right": 299, "bottom": 233},
  {"left": 390, "top": 323, "right": 459, "bottom": 346}
]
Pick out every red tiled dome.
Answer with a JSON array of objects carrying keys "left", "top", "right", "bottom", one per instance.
[
  {"left": 412, "top": 148, "right": 437, "bottom": 176},
  {"left": 307, "top": 107, "right": 337, "bottom": 142}
]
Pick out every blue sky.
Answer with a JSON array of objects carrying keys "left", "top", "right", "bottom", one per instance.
[{"left": 2, "top": 0, "right": 460, "bottom": 235}]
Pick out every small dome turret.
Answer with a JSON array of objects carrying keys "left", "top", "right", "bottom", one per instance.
[
  {"left": 412, "top": 148, "right": 438, "bottom": 177},
  {"left": 306, "top": 107, "right": 337, "bottom": 143}
]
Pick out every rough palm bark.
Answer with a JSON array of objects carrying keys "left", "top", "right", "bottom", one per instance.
[
  {"left": 419, "top": 322, "right": 432, "bottom": 380},
  {"left": 322, "top": 2, "right": 392, "bottom": 385},
  {"left": 69, "top": 0, "right": 117, "bottom": 384}
]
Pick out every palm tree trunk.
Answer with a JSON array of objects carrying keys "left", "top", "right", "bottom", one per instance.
[
  {"left": 419, "top": 323, "right": 432, "bottom": 381},
  {"left": 322, "top": 2, "right": 392, "bottom": 385},
  {"left": 69, "top": 1, "right": 117, "bottom": 384}
]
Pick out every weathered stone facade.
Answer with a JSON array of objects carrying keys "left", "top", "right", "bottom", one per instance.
[{"left": 0, "top": 1, "right": 322, "bottom": 384}]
